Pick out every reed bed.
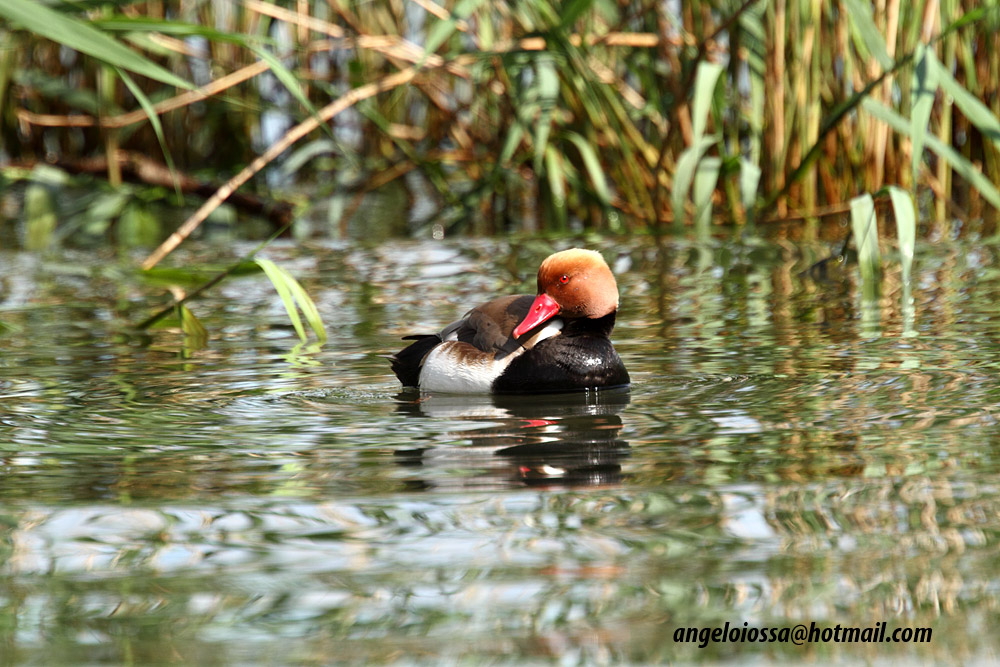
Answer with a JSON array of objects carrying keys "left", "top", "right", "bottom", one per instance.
[{"left": 1, "top": 0, "right": 999, "bottom": 256}]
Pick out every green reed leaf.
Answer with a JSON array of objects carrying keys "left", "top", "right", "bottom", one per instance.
[
  {"left": 282, "top": 275, "right": 328, "bottom": 345},
  {"left": 499, "top": 124, "right": 525, "bottom": 167},
  {"left": 863, "top": 98, "right": 1000, "bottom": 211},
  {"left": 933, "top": 51, "right": 1000, "bottom": 150},
  {"left": 250, "top": 45, "right": 323, "bottom": 124},
  {"left": 255, "top": 259, "right": 327, "bottom": 344},
  {"left": 0, "top": 0, "right": 191, "bottom": 89},
  {"left": 532, "top": 55, "right": 560, "bottom": 176},
  {"left": 739, "top": 158, "right": 762, "bottom": 217},
  {"left": 424, "top": 0, "right": 486, "bottom": 57},
  {"left": 910, "top": 44, "right": 938, "bottom": 186},
  {"left": 887, "top": 186, "right": 916, "bottom": 287},
  {"left": 672, "top": 136, "right": 716, "bottom": 226},
  {"left": 116, "top": 68, "right": 180, "bottom": 199},
  {"left": 843, "top": 0, "right": 894, "bottom": 70},
  {"left": 178, "top": 304, "right": 208, "bottom": 348},
  {"left": 559, "top": 0, "right": 596, "bottom": 29},
  {"left": 850, "top": 193, "right": 881, "bottom": 285},
  {"left": 739, "top": 4, "right": 766, "bottom": 165},
  {"left": 564, "top": 131, "right": 610, "bottom": 205},
  {"left": 691, "top": 61, "right": 724, "bottom": 143},
  {"left": 91, "top": 16, "right": 259, "bottom": 46},
  {"left": 693, "top": 156, "right": 721, "bottom": 238},
  {"left": 544, "top": 145, "right": 567, "bottom": 228}
]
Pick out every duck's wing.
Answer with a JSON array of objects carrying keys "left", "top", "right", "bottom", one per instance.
[
  {"left": 391, "top": 295, "right": 534, "bottom": 388},
  {"left": 448, "top": 295, "right": 533, "bottom": 358}
]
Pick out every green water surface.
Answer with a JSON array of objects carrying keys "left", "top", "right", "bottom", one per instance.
[{"left": 0, "top": 237, "right": 998, "bottom": 664}]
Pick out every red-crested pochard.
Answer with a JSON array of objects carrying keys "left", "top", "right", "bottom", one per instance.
[{"left": 391, "top": 248, "right": 629, "bottom": 393}]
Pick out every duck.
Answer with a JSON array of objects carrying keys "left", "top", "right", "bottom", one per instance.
[{"left": 391, "top": 248, "right": 629, "bottom": 393}]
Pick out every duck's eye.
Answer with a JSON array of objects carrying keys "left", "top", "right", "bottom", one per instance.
[{"left": 559, "top": 274, "right": 569, "bottom": 284}]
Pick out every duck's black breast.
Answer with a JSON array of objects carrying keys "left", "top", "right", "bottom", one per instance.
[{"left": 492, "top": 313, "right": 629, "bottom": 394}]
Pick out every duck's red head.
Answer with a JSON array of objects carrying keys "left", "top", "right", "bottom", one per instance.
[{"left": 513, "top": 248, "right": 620, "bottom": 338}]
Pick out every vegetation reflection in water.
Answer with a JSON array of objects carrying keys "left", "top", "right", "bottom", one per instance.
[{"left": 1, "top": 238, "right": 999, "bottom": 664}]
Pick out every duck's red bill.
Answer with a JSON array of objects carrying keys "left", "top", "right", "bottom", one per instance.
[{"left": 513, "top": 293, "right": 560, "bottom": 338}]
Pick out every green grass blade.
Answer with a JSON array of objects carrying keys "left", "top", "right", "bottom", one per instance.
[
  {"left": 91, "top": 16, "right": 260, "bottom": 46},
  {"left": 544, "top": 145, "right": 567, "bottom": 228},
  {"left": 739, "top": 158, "right": 762, "bottom": 219},
  {"left": 862, "top": 97, "right": 1000, "bottom": 210},
  {"left": 691, "top": 62, "right": 724, "bottom": 143},
  {"left": 850, "top": 193, "right": 881, "bottom": 285},
  {"left": 178, "top": 304, "right": 208, "bottom": 346},
  {"left": 887, "top": 186, "right": 917, "bottom": 337},
  {"left": 933, "top": 51, "right": 1000, "bottom": 150},
  {"left": 250, "top": 45, "right": 324, "bottom": 126},
  {"left": 255, "top": 258, "right": 307, "bottom": 342},
  {"left": 424, "top": 0, "right": 487, "bottom": 57},
  {"left": 532, "top": 55, "right": 559, "bottom": 176},
  {"left": 283, "top": 276, "right": 328, "bottom": 344},
  {"left": 693, "top": 156, "right": 721, "bottom": 238},
  {"left": 116, "top": 67, "right": 181, "bottom": 200},
  {"left": 559, "top": 0, "right": 596, "bottom": 28},
  {"left": 564, "top": 131, "right": 610, "bottom": 205},
  {"left": 499, "top": 124, "right": 525, "bottom": 167},
  {"left": 843, "top": 0, "right": 894, "bottom": 70},
  {"left": 739, "top": 3, "right": 766, "bottom": 165},
  {"left": 671, "top": 136, "right": 716, "bottom": 226},
  {"left": 887, "top": 186, "right": 916, "bottom": 287},
  {"left": 910, "top": 44, "right": 938, "bottom": 187},
  {"left": 256, "top": 258, "right": 327, "bottom": 344},
  {"left": 0, "top": 0, "right": 191, "bottom": 89}
]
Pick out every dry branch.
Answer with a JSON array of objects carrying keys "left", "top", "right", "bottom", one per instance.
[
  {"left": 17, "top": 60, "right": 272, "bottom": 130},
  {"left": 140, "top": 66, "right": 419, "bottom": 270}
]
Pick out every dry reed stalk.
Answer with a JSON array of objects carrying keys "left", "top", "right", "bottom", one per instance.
[
  {"left": 408, "top": 0, "right": 470, "bottom": 32},
  {"left": 244, "top": 0, "right": 344, "bottom": 37},
  {"left": 790, "top": 4, "right": 807, "bottom": 209},
  {"left": 809, "top": 4, "right": 826, "bottom": 202},
  {"left": 866, "top": 0, "right": 888, "bottom": 189},
  {"left": 770, "top": 0, "right": 786, "bottom": 215},
  {"left": 586, "top": 56, "right": 659, "bottom": 120},
  {"left": 934, "top": 3, "right": 950, "bottom": 224},
  {"left": 498, "top": 33, "right": 660, "bottom": 51},
  {"left": 798, "top": 0, "right": 819, "bottom": 210},
  {"left": 246, "top": 0, "right": 468, "bottom": 74},
  {"left": 296, "top": 0, "right": 310, "bottom": 44},
  {"left": 17, "top": 60, "right": 272, "bottom": 129},
  {"left": 759, "top": 200, "right": 852, "bottom": 223}
]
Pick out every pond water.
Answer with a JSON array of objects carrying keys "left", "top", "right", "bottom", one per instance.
[{"left": 1, "top": 235, "right": 999, "bottom": 664}]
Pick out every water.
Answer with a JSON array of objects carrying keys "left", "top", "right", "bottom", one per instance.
[{"left": 1, "top": 236, "right": 1000, "bottom": 664}]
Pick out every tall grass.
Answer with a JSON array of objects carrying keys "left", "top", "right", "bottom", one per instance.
[{"left": 1, "top": 0, "right": 999, "bottom": 253}]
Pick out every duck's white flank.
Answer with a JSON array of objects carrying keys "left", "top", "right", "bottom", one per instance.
[
  {"left": 418, "top": 319, "right": 563, "bottom": 393},
  {"left": 418, "top": 343, "right": 516, "bottom": 393}
]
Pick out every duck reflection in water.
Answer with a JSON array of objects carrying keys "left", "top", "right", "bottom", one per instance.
[{"left": 394, "top": 388, "right": 630, "bottom": 490}]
